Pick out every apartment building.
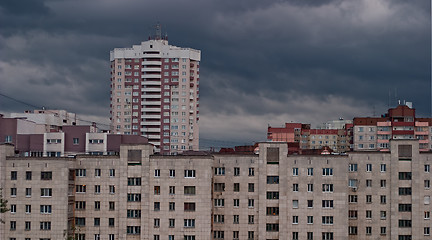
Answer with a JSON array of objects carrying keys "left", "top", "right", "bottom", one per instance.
[
  {"left": 110, "top": 34, "right": 200, "bottom": 154},
  {"left": 353, "top": 103, "right": 432, "bottom": 152},
  {"left": 0, "top": 114, "right": 147, "bottom": 157},
  {"left": 267, "top": 123, "right": 351, "bottom": 153},
  {"left": 0, "top": 140, "right": 430, "bottom": 240}
]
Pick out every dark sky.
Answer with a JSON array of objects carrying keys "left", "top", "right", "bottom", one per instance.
[{"left": 0, "top": 0, "right": 430, "bottom": 148}]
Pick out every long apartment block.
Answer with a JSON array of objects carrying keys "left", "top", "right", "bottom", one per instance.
[{"left": 0, "top": 140, "right": 431, "bottom": 240}]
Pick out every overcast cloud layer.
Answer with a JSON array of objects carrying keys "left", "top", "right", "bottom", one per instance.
[{"left": 0, "top": 0, "right": 430, "bottom": 149}]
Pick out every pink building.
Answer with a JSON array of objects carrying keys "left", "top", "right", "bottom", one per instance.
[{"left": 110, "top": 33, "right": 200, "bottom": 154}]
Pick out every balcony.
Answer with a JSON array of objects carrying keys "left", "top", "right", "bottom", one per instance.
[
  {"left": 142, "top": 88, "right": 161, "bottom": 92},
  {"left": 147, "top": 135, "right": 161, "bottom": 139},
  {"left": 143, "top": 101, "right": 161, "bottom": 105},
  {"left": 143, "top": 53, "right": 161, "bottom": 58},
  {"left": 141, "top": 115, "right": 161, "bottom": 119},
  {"left": 141, "top": 128, "right": 161, "bottom": 132},
  {"left": 142, "top": 61, "right": 162, "bottom": 65},
  {"left": 144, "top": 94, "right": 161, "bottom": 98},
  {"left": 142, "top": 67, "right": 161, "bottom": 72},
  {"left": 148, "top": 141, "right": 160, "bottom": 146},
  {"left": 142, "top": 81, "right": 161, "bottom": 85},
  {"left": 141, "top": 121, "right": 161, "bottom": 126},
  {"left": 141, "top": 107, "right": 161, "bottom": 112},
  {"left": 142, "top": 74, "right": 161, "bottom": 79}
]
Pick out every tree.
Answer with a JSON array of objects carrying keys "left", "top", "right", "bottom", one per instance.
[{"left": 0, "top": 188, "right": 9, "bottom": 224}]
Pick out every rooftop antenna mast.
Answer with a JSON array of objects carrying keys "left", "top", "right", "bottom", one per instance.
[{"left": 155, "top": 23, "right": 162, "bottom": 40}]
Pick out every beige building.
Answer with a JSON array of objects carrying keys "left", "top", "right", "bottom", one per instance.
[{"left": 0, "top": 140, "right": 430, "bottom": 240}]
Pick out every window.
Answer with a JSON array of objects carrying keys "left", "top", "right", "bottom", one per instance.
[
  {"left": 307, "top": 216, "right": 313, "bottom": 224},
  {"left": 248, "top": 199, "right": 254, "bottom": 208},
  {"left": 248, "top": 231, "right": 254, "bottom": 240},
  {"left": 366, "top": 179, "right": 372, "bottom": 187},
  {"left": 349, "top": 226, "right": 357, "bottom": 235},
  {"left": 425, "top": 180, "right": 430, "bottom": 189},
  {"left": 184, "top": 169, "right": 195, "bottom": 178},
  {"left": 76, "top": 185, "right": 86, "bottom": 193},
  {"left": 399, "top": 172, "right": 412, "bottom": 180},
  {"left": 293, "top": 183, "right": 299, "bottom": 192},
  {"left": 109, "top": 201, "right": 115, "bottom": 210},
  {"left": 94, "top": 201, "right": 100, "bottom": 210},
  {"left": 233, "top": 231, "right": 239, "bottom": 240},
  {"left": 348, "top": 210, "right": 358, "bottom": 219},
  {"left": 109, "top": 234, "right": 114, "bottom": 240},
  {"left": 380, "top": 195, "right": 387, "bottom": 204},
  {"left": 426, "top": 165, "right": 430, "bottom": 173},
  {"left": 94, "top": 185, "right": 100, "bottom": 194},
  {"left": 266, "top": 223, "right": 279, "bottom": 231},
  {"left": 214, "top": 199, "right": 225, "bottom": 207},
  {"left": 109, "top": 169, "right": 115, "bottom": 177},
  {"left": 248, "top": 168, "right": 254, "bottom": 176},
  {"left": 322, "top": 216, "right": 333, "bottom": 225},
  {"left": 184, "top": 236, "right": 195, "bottom": 240},
  {"left": 292, "top": 216, "right": 299, "bottom": 224},
  {"left": 399, "top": 187, "right": 412, "bottom": 195},
  {"left": 366, "top": 227, "right": 372, "bottom": 235},
  {"left": 248, "top": 183, "right": 254, "bottom": 192},
  {"left": 11, "top": 171, "right": 17, "bottom": 180},
  {"left": 381, "top": 180, "right": 386, "bottom": 188},
  {"left": 154, "top": 218, "right": 160, "bottom": 228},
  {"left": 292, "top": 232, "right": 299, "bottom": 240},
  {"left": 127, "top": 193, "right": 141, "bottom": 202},
  {"left": 380, "top": 164, "right": 386, "bottom": 172},
  {"left": 169, "top": 219, "right": 175, "bottom": 228},
  {"left": 366, "top": 164, "right": 372, "bottom": 172},
  {"left": 293, "top": 200, "right": 299, "bottom": 208},
  {"left": 25, "top": 221, "right": 31, "bottom": 231},
  {"left": 127, "top": 177, "right": 141, "bottom": 186},
  {"left": 381, "top": 227, "right": 386, "bottom": 235},
  {"left": 307, "top": 200, "right": 313, "bottom": 208},
  {"left": 26, "top": 171, "right": 32, "bottom": 180},
  {"left": 322, "top": 184, "right": 333, "bottom": 192},
  {"left": 25, "top": 188, "right": 31, "bottom": 197},
  {"left": 214, "top": 183, "right": 225, "bottom": 192},
  {"left": 109, "top": 185, "right": 115, "bottom": 194},
  {"left": 425, "top": 211, "right": 430, "bottom": 219},
  {"left": 184, "top": 202, "right": 195, "bottom": 211},
  {"left": 95, "top": 168, "right": 101, "bottom": 177},
  {"left": 349, "top": 179, "right": 358, "bottom": 188},
  {"left": 322, "top": 200, "right": 334, "bottom": 208},
  {"left": 154, "top": 169, "right": 160, "bottom": 177},
  {"left": 349, "top": 195, "right": 358, "bottom": 203},
  {"left": 25, "top": 205, "right": 31, "bottom": 213},
  {"left": 41, "top": 171, "right": 52, "bottom": 180},
  {"left": 40, "top": 205, "right": 52, "bottom": 214},
  {"left": 425, "top": 227, "right": 430, "bottom": 236},
  {"left": 154, "top": 186, "right": 160, "bottom": 195},
  {"left": 169, "top": 169, "right": 175, "bottom": 177},
  {"left": 366, "top": 210, "right": 372, "bottom": 219},
  {"left": 267, "top": 176, "right": 279, "bottom": 184},
  {"left": 230, "top": 167, "right": 239, "bottom": 176},
  {"left": 233, "top": 215, "right": 239, "bottom": 224},
  {"left": 127, "top": 226, "right": 141, "bottom": 235},
  {"left": 107, "top": 218, "right": 114, "bottom": 227},
  {"left": 214, "top": 167, "right": 225, "bottom": 176},
  {"left": 213, "top": 231, "right": 224, "bottom": 239},
  {"left": 233, "top": 183, "right": 240, "bottom": 192},
  {"left": 399, "top": 204, "right": 412, "bottom": 212},
  {"left": 307, "top": 232, "right": 313, "bottom": 240},
  {"left": 76, "top": 169, "right": 86, "bottom": 177},
  {"left": 348, "top": 164, "right": 358, "bottom": 172},
  {"left": 322, "top": 232, "right": 333, "bottom": 240},
  {"left": 322, "top": 168, "right": 333, "bottom": 176},
  {"left": 267, "top": 191, "right": 279, "bottom": 199},
  {"left": 75, "top": 217, "right": 85, "bottom": 226},
  {"left": 266, "top": 207, "right": 279, "bottom": 216},
  {"left": 292, "top": 168, "right": 298, "bottom": 176},
  {"left": 307, "top": 168, "right": 314, "bottom": 176},
  {"left": 40, "top": 221, "right": 51, "bottom": 230},
  {"left": 75, "top": 201, "right": 86, "bottom": 210},
  {"left": 398, "top": 220, "right": 412, "bottom": 228},
  {"left": 127, "top": 210, "right": 141, "bottom": 218},
  {"left": 233, "top": 199, "right": 239, "bottom": 207},
  {"left": 41, "top": 188, "right": 52, "bottom": 197},
  {"left": 183, "top": 185, "right": 196, "bottom": 195},
  {"left": 366, "top": 195, "right": 372, "bottom": 203},
  {"left": 214, "top": 215, "right": 225, "bottom": 224},
  {"left": 247, "top": 215, "right": 254, "bottom": 224},
  {"left": 169, "top": 202, "right": 175, "bottom": 211},
  {"left": 307, "top": 183, "right": 313, "bottom": 192},
  {"left": 10, "top": 221, "right": 17, "bottom": 231}
]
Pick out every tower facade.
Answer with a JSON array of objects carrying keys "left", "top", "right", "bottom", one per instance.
[{"left": 110, "top": 38, "right": 201, "bottom": 154}]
